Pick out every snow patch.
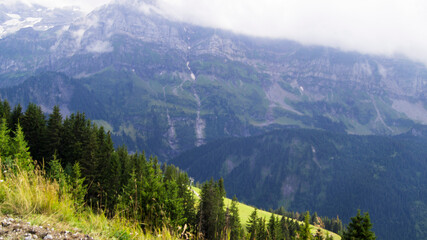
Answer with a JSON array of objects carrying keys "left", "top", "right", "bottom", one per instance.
[
  {"left": 6, "top": 13, "right": 21, "bottom": 19},
  {"left": 0, "top": 17, "right": 42, "bottom": 38},
  {"left": 86, "top": 40, "right": 114, "bottom": 53}
]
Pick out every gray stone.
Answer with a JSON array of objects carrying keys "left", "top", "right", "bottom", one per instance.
[{"left": 43, "top": 234, "right": 53, "bottom": 240}]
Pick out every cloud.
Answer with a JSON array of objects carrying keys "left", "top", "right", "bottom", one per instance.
[
  {"left": 1, "top": 0, "right": 108, "bottom": 12},
  {"left": 4, "top": 0, "right": 427, "bottom": 65},
  {"left": 86, "top": 40, "right": 114, "bottom": 53},
  {"left": 155, "top": 0, "right": 427, "bottom": 65}
]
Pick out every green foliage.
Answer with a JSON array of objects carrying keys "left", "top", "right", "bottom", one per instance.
[
  {"left": 0, "top": 118, "right": 11, "bottom": 157},
  {"left": 198, "top": 178, "right": 226, "bottom": 240},
  {"left": 228, "top": 196, "right": 243, "bottom": 240},
  {"left": 314, "top": 228, "right": 324, "bottom": 240},
  {"left": 12, "top": 124, "right": 33, "bottom": 171},
  {"left": 21, "top": 103, "right": 47, "bottom": 162},
  {"left": 46, "top": 105, "right": 62, "bottom": 163},
  {"left": 70, "top": 162, "right": 87, "bottom": 208},
  {"left": 298, "top": 212, "right": 312, "bottom": 240},
  {"left": 247, "top": 209, "right": 258, "bottom": 240},
  {"left": 0, "top": 102, "right": 343, "bottom": 240},
  {"left": 0, "top": 118, "right": 33, "bottom": 172},
  {"left": 342, "top": 210, "right": 376, "bottom": 240}
]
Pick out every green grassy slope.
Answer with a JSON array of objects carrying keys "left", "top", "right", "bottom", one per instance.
[{"left": 193, "top": 187, "right": 341, "bottom": 239}]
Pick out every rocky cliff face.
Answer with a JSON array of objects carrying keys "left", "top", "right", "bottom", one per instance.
[{"left": 0, "top": 1, "right": 426, "bottom": 157}]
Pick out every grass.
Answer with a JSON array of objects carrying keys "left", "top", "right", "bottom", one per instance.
[
  {"left": 0, "top": 158, "right": 340, "bottom": 239},
  {"left": 193, "top": 187, "right": 341, "bottom": 240},
  {"left": 0, "top": 163, "right": 179, "bottom": 240}
]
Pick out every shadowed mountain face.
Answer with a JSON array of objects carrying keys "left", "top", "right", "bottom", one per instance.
[
  {"left": 171, "top": 128, "right": 427, "bottom": 240},
  {"left": 0, "top": 1, "right": 426, "bottom": 159}
]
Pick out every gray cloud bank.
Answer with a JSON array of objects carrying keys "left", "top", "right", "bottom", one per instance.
[{"left": 3, "top": 0, "right": 427, "bottom": 65}]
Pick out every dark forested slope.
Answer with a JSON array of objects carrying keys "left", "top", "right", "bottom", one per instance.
[{"left": 171, "top": 128, "right": 427, "bottom": 240}]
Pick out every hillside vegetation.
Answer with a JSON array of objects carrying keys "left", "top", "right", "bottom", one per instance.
[
  {"left": 192, "top": 187, "right": 342, "bottom": 240},
  {"left": 0, "top": 100, "right": 349, "bottom": 239},
  {"left": 172, "top": 127, "right": 427, "bottom": 240}
]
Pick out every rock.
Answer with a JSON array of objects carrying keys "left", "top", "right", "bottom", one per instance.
[
  {"left": 24, "top": 234, "right": 33, "bottom": 240},
  {"left": 43, "top": 234, "right": 53, "bottom": 240},
  {"left": 1, "top": 221, "right": 10, "bottom": 227}
]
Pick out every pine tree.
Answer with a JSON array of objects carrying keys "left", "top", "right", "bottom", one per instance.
[
  {"left": 1, "top": 100, "right": 11, "bottom": 121},
  {"left": 256, "top": 217, "right": 267, "bottom": 240},
  {"left": 342, "top": 210, "right": 376, "bottom": 240},
  {"left": 46, "top": 105, "right": 63, "bottom": 162},
  {"left": 229, "top": 196, "right": 242, "bottom": 240},
  {"left": 247, "top": 209, "right": 258, "bottom": 240},
  {"left": 0, "top": 118, "right": 11, "bottom": 158},
  {"left": 21, "top": 103, "right": 47, "bottom": 162},
  {"left": 12, "top": 124, "right": 33, "bottom": 171},
  {"left": 198, "top": 179, "right": 226, "bottom": 240},
  {"left": 268, "top": 214, "right": 276, "bottom": 240},
  {"left": 298, "top": 212, "right": 312, "bottom": 240},
  {"left": 9, "top": 104, "right": 23, "bottom": 135},
  {"left": 176, "top": 171, "right": 196, "bottom": 229}
]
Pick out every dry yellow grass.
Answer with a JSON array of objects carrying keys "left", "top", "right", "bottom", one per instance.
[{"left": 0, "top": 162, "right": 180, "bottom": 240}]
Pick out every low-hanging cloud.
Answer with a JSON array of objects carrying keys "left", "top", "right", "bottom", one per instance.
[
  {"left": 86, "top": 40, "right": 114, "bottom": 53},
  {"left": 156, "top": 0, "right": 427, "bottom": 65},
  {"left": 4, "top": 0, "right": 427, "bottom": 65}
]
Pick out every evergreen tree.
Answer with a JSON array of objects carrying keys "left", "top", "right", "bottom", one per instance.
[
  {"left": 256, "top": 217, "right": 267, "bottom": 240},
  {"left": 198, "top": 178, "right": 226, "bottom": 240},
  {"left": 247, "top": 209, "right": 258, "bottom": 240},
  {"left": 0, "top": 118, "right": 11, "bottom": 157},
  {"left": 268, "top": 214, "right": 276, "bottom": 240},
  {"left": 70, "top": 162, "right": 87, "bottom": 208},
  {"left": 12, "top": 124, "right": 33, "bottom": 171},
  {"left": 175, "top": 170, "right": 197, "bottom": 230},
  {"left": 342, "top": 210, "right": 376, "bottom": 240},
  {"left": 46, "top": 105, "right": 63, "bottom": 162},
  {"left": 299, "top": 212, "right": 312, "bottom": 240},
  {"left": 9, "top": 103, "right": 23, "bottom": 135},
  {"left": 1, "top": 100, "right": 11, "bottom": 121},
  {"left": 229, "top": 196, "right": 242, "bottom": 240},
  {"left": 21, "top": 103, "right": 47, "bottom": 162}
]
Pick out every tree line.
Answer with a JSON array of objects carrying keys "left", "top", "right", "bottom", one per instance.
[{"left": 0, "top": 100, "right": 376, "bottom": 239}]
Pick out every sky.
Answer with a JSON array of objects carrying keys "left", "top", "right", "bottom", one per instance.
[{"left": 3, "top": 0, "right": 427, "bottom": 65}]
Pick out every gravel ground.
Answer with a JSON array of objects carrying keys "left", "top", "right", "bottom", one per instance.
[{"left": 0, "top": 216, "right": 94, "bottom": 240}]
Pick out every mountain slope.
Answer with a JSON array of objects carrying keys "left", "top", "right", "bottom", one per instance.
[
  {"left": 0, "top": 0, "right": 426, "bottom": 159},
  {"left": 171, "top": 128, "right": 427, "bottom": 240}
]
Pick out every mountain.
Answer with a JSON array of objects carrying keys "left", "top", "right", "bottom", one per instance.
[
  {"left": 0, "top": 1, "right": 427, "bottom": 158},
  {"left": 171, "top": 128, "right": 427, "bottom": 240}
]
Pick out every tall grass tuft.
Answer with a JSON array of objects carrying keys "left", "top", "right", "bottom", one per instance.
[
  {"left": 0, "top": 159, "right": 180, "bottom": 239},
  {"left": 0, "top": 163, "right": 75, "bottom": 221}
]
